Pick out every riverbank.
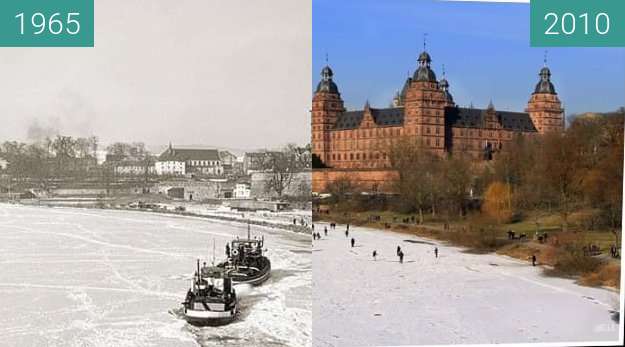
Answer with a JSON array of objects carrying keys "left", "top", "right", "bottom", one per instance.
[
  {"left": 314, "top": 210, "right": 620, "bottom": 289},
  {"left": 7, "top": 198, "right": 312, "bottom": 234}
]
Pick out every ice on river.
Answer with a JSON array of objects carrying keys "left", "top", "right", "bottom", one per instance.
[
  {"left": 0, "top": 204, "right": 311, "bottom": 347},
  {"left": 313, "top": 223, "right": 621, "bottom": 347}
]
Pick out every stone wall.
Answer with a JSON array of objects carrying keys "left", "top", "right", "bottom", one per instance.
[
  {"left": 312, "top": 169, "right": 398, "bottom": 193},
  {"left": 156, "top": 181, "right": 225, "bottom": 201}
]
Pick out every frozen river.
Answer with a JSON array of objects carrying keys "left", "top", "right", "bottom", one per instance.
[
  {"left": 313, "top": 223, "right": 621, "bottom": 347},
  {"left": 0, "top": 204, "right": 311, "bottom": 347}
]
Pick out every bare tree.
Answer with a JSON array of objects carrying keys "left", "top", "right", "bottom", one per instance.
[{"left": 258, "top": 146, "right": 300, "bottom": 198}]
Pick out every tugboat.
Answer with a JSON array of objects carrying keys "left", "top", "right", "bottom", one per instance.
[
  {"left": 182, "top": 259, "right": 238, "bottom": 326},
  {"left": 218, "top": 224, "right": 271, "bottom": 285}
]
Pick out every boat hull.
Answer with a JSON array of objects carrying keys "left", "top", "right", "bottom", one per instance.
[
  {"left": 220, "top": 257, "right": 271, "bottom": 286},
  {"left": 184, "top": 307, "right": 237, "bottom": 326}
]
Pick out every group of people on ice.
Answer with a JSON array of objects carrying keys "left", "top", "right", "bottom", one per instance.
[{"left": 314, "top": 222, "right": 440, "bottom": 264}]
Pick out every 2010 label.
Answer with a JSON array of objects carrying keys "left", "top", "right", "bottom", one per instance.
[
  {"left": 530, "top": 0, "right": 624, "bottom": 47},
  {"left": 544, "top": 12, "right": 610, "bottom": 36}
]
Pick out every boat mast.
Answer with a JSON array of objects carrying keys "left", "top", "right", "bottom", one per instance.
[
  {"left": 212, "top": 239, "right": 216, "bottom": 266},
  {"left": 196, "top": 259, "right": 200, "bottom": 284}
]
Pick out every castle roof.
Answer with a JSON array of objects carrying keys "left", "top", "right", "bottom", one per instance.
[
  {"left": 534, "top": 66, "right": 557, "bottom": 94},
  {"left": 316, "top": 65, "right": 340, "bottom": 94},
  {"left": 335, "top": 107, "right": 404, "bottom": 130},
  {"left": 158, "top": 148, "right": 221, "bottom": 162},
  {"left": 446, "top": 107, "right": 537, "bottom": 132},
  {"left": 333, "top": 106, "right": 537, "bottom": 132}
]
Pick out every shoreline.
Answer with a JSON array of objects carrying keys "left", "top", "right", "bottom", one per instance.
[
  {"left": 2, "top": 200, "right": 312, "bottom": 235},
  {"left": 314, "top": 214, "right": 620, "bottom": 291}
]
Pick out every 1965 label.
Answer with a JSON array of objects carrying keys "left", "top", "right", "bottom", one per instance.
[{"left": 0, "top": 0, "right": 93, "bottom": 47}]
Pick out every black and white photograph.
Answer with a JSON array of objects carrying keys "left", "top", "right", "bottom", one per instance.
[{"left": 0, "top": 1, "right": 312, "bottom": 346}]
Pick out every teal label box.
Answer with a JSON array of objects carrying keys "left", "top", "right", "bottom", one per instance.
[
  {"left": 531, "top": 0, "right": 625, "bottom": 47},
  {"left": 0, "top": 0, "right": 94, "bottom": 47}
]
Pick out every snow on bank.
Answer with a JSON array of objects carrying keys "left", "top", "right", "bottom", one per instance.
[
  {"left": 0, "top": 204, "right": 311, "bottom": 347},
  {"left": 313, "top": 223, "right": 620, "bottom": 347}
]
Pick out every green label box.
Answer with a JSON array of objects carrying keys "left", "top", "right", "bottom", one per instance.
[
  {"left": 531, "top": 0, "right": 625, "bottom": 47},
  {"left": 0, "top": 0, "right": 94, "bottom": 47}
]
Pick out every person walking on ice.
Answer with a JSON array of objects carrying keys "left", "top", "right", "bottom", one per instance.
[
  {"left": 350, "top": 238, "right": 355, "bottom": 248},
  {"left": 531, "top": 254, "right": 537, "bottom": 266},
  {"left": 345, "top": 229, "right": 349, "bottom": 238},
  {"left": 434, "top": 247, "right": 438, "bottom": 258},
  {"left": 372, "top": 250, "right": 377, "bottom": 260},
  {"left": 396, "top": 245, "right": 401, "bottom": 256},
  {"left": 398, "top": 250, "right": 404, "bottom": 264},
  {"left": 324, "top": 226, "right": 327, "bottom": 236}
]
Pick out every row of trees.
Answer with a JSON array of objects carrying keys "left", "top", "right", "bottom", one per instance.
[
  {"left": 389, "top": 139, "right": 472, "bottom": 223},
  {"left": 344, "top": 111, "right": 624, "bottom": 231},
  {"left": 483, "top": 112, "right": 623, "bottom": 231},
  {"left": 0, "top": 136, "right": 99, "bottom": 183}
]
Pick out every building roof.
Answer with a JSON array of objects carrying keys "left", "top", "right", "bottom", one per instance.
[
  {"left": 158, "top": 147, "right": 221, "bottom": 162},
  {"left": 316, "top": 65, "right": 340, "bottom": 94},
  {"left": 332, "top": 106, "right": 537, "bottom": 132},
  {"left": 335, "top": 107, "right": 404, "bottom": 130},
  {"left": 446, "top": 107, "right": 537, "bottom": 132},
  {"left": 534, "top": 66, "right": 557, "bottom": 94},
  {"left": 414, "top": 66, "right": 437, "bottom": 82}
]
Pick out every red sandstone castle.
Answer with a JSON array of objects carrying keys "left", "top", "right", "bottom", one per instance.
[{"left": 311, "top": 49, "right": 564, "bottom": 169}]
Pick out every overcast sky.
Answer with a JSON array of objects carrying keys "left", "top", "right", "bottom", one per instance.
[{"left": 0, "top": 0, "right": 311, "bottom": 151}]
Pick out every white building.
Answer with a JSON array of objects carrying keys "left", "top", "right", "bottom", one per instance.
[
  {"left": 155, "top": 160, "right": 186, "bottom": 176},
  {"left": 114, "top": 161, "right": 156, "bottom": 176},
  {"left": 155, "top": 144, "right": 223, "bottom": 176},
  {"left": 233, "top": 183, "right": 251, "bottom": 199}
]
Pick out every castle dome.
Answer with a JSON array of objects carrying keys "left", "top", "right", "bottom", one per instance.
[
  {"left": 414, "top": 50, "right": 437, "bottom": 82},
  {"left": 534, "top": 66, "right": 556, "bottom": 94},
  {"left": 316, "top": 65, "right": 339, "bottom": 94},
  {"left": 439, "top": 77, "right": 453, "bottom": 104},
  {"left": 414, "top": 67, "right": 437, "bottom": 82},
  {"left": 418, "top": 51, "right": 432, "bottom": 63}
]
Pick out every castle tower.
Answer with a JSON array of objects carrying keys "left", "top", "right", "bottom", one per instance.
[
  {"left": 312, "top": 64, "right": 344, "bottom": 165},
  {"left": 526, "top": 61, "right": 564, "bottom": 134},
  {"left": 403, "top": 49, "right": 447, "bottom": 154},
  {"left": 439, "top": 65, "right": 455, "bottom": 108}
]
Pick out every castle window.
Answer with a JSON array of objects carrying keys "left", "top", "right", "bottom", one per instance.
[
  {"left": 350, "top": 153, "right": 354, "bottom": 160},
  {"left": 356, "top": 153, "right": 360, "bottom": 160},
  {"left": 426, "top": 127, "right": 431, "bottom": 134}
]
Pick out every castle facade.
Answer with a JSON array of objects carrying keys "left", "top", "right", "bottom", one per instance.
[{"left": 311, "top": 50, "right": 564, "bottom": 169}]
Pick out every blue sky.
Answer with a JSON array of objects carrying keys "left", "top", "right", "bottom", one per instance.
[{"left": 313, "top": 0, "right": 624, "bottom": 115}]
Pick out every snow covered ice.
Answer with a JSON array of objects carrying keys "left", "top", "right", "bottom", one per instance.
[
  {"left": 313, "top": 224, "right": 620, "bottom": 346},
  {"left": 0, "top": 204, "right": 311, "bottom": 347}
]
